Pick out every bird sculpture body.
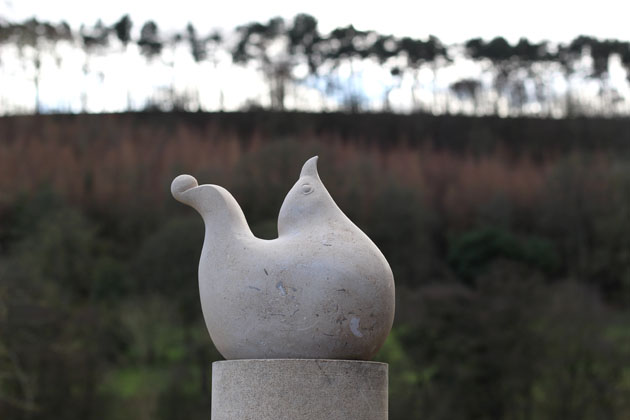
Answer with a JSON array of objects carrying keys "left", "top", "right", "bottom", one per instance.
[{"left": 171, "top": 157, "right": 395, "bottom": 360}]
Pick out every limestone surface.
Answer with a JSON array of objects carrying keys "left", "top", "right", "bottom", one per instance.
[
  {"left": 211, "top": 359, "right": 388, "bottom": 420},
  {"left": 171, "top": 156, "right": 395, "bottom": 360}
]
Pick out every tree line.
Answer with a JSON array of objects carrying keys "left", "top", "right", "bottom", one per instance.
[{"left": 1, "top": 13, "right": 630, "bottom": 115}]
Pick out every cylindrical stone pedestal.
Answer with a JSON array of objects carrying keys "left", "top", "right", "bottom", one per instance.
[{"left": 211, "top": 359, "right": 388, "bottom": 420}]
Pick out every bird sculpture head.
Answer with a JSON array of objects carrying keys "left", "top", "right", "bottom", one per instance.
[{"left": 278, "top": 156, "right": 345, "bottom": 237}]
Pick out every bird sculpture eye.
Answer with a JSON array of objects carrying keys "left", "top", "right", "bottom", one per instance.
[{"left": 301, "top": 183, "right": 314, "bottom": 195}]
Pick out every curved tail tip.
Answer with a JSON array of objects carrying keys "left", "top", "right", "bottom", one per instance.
[
  {"left": 300, "top": 155, "right": 319, "bottom": 178},
  {"left": 171, "top": 174, "right": 198, "bottom": 200}
]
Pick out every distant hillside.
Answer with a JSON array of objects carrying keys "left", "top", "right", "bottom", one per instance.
[
  {"left": 2, "top": 111, "right": 630, "bottom": 157},
  {"left": 3, "top": 111, "right": 630, "bottom": 420}
]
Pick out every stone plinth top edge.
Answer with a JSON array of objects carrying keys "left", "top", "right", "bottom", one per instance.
[{"left": 212, "top": 358, "right": 388, "bottom": 367}]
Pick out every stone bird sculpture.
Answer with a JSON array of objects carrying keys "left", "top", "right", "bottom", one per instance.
[{"left": 171, "top": 156, "right": 395, "bottom": 360}]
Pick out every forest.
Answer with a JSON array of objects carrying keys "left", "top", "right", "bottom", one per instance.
[
  {"left": 1, "top": 13, "right": 630, "bottom": 115},
  {"left": 1, "top": 111, "right": 630, "bottom": 419}
]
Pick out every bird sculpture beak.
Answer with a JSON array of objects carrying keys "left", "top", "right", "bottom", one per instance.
[{"left": 300, "top": 156, "right": 319, "bottom": 178}]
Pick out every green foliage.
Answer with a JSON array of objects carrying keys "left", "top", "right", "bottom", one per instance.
[
  {"left": 131, "top": 217, "right": 203, "bottom": 321},
  {"left": 448, "top": 227, "right": 559, "bottom": 284},
  {"left": 531, "top": 283, "right": 630, "bottom": 418},
  {"left": 0, "top": 193, "right": 122, "bottom": 419}
]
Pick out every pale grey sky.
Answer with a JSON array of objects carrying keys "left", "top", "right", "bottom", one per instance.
[
  {"left": 1, "top": 0, "right": 628, "bottom": 114},
  {"left": 2, "top": 0, "right": 629, "bottom": 44}
]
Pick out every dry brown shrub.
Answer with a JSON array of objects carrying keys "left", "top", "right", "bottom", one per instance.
[{"left": 0, "top": 114, "right": 605, "bottom": 229}]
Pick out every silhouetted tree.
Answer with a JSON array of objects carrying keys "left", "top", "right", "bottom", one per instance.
[
  {"left": 4, "top": 19, "right": 72, "bottom": 113},
  {"left": 186, "top": 23, "right": 206, "bottom": 63},
  {"left": 136, "top": 21, "right": 165, "bottom": 108},
  {"left": 287, "top": 13, "right": 321, "bottom": 74},
  {"left": 511, "top": 38, "right": 556, "bottom": 115},
  {"left": 112, "top": 15, "right": 133, "bottom": 109},
  {"left": 555, "top": 36, "right": 626, "bottom": 115},
  {"left": 465, "top": 36, "right": 557, "bottom": 115},
  {"left": 320, "top": 25, "right": 373, "bottom": 111},
  {"left": 137, "top": 20, "right": 162, "bottom": 59},
  {"left": 233, "top": 17, "right": 296, "bottom": 110},
  {"left": 205, "top": 30, "right": 224, "bottom": 109},
  {"left": 466, "top": 36, "right": 515, "bottom": 114},
  {"left": 450, "top": 78, "right": 482, "bottom": 113},
  {"left": 579, "top": 38, "right": 629, "bottom": 113},
  {"left": 398, "top": 35, "right": 448, "bottom": 111},
  {"left": 184, "top": 23, "right": 206, "bottom": 109},
  {"left": 80, "top": 20, "right": 110, "bottom": 111},
  {"left": 367, "top": 34, "right": 399, "bottom": 110},
  {"left": 0, "top": 22, "right": 9, "bottom": 110},
  {"left": 113, "top": 14, "right": 132, "bottom": 47}
]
